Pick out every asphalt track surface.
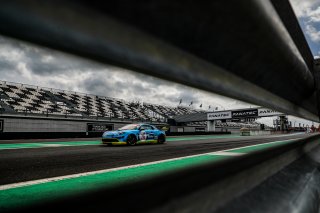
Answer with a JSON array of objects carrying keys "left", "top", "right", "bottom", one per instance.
[{"left": 0, "top": 133, "right": 310, "bottom": 185}]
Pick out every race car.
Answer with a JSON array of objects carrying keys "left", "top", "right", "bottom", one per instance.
[{"left": 102, "top": 123, "right": 166, "bottom": 146}]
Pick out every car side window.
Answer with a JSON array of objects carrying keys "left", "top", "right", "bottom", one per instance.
[
  {"left": 140, "top": 125, "right": 152, "bottom": 130},
  {"left": 140, "top": 125, "right": 147, "bottom": 130}
]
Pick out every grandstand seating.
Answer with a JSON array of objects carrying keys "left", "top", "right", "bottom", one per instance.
[
  {"left": 0, "top": 81, "right": 263, "bottom": 128},
  {"left": 0, "top": 81, "right": 205, "bottom": 122}
]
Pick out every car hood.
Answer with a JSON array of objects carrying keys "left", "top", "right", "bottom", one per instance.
[
  {"left": 104, "top": 131, "right": 121, "bottom": 135},
  {"left": 102, "top": 131, "right": 123, "bottom": 137},
  {"left": 103, "top": 130, "right": 135, "bottom": 135}
]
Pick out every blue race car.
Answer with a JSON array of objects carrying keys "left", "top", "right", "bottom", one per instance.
[{"left": 102, "top": 123, "right": 166, "bottom": 146}]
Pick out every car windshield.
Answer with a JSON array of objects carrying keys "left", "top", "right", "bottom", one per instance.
[{"left": 118, "top": 124, "right": 139, "bottom": 130}]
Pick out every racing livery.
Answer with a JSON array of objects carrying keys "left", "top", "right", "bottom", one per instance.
[{"left": 102, "top": 123, "right": 166, "bottom": 146}]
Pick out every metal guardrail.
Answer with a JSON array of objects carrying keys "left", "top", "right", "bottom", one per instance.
[
  {"left": 0, "top": 0, "right": 318, "bottom": 121},
  {"left": 1, "top": 1, "right": 320, "bottom": 212}
]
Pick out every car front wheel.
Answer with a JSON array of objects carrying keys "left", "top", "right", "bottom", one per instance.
[
  {"left": 127, "top": 135, "right": 137, "bottom": 146},
  {"left": 157, "top": 134, "right": 166, "bottom": 144}
]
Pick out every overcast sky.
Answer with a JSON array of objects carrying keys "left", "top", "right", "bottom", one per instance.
[
  {"left": 0, "top": 0, "right": 319, "bottom": 127},
  {"left": 290, "top": 0, "right": 320, "bottom": 57}
]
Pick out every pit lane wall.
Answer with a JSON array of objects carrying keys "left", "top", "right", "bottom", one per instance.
[
  {"left": 0, "top": 115, "right": 136, "bottom": 139},
  {"left": 0, "top": 115, "right": 231, "bottom": 140},
  {"left": 164, "top": 126, "right": 272, "bottom": 136}
]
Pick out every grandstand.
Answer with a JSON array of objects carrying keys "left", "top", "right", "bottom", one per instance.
[
  {"left": 0, "top": 81, "right": 203, "bottom": 123},
  {"left": 0, "top": 81, "right": 268, "bottom": 135}
]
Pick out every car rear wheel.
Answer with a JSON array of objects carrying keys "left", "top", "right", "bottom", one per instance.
[
  {"left": 157, "top": 134, "right": 166, "bottom": 144},
  {"left": 127, "top": 134, "right": 137, "bottom": 146}
]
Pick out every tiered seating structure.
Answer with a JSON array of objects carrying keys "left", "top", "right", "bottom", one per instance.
[{"left": 0, "top": 81, "right": 204, "bottom": 123}]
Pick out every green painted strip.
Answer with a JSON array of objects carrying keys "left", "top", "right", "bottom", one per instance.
[
  {"left": 0, "top": 141, "right": 101, "bottom": 150},
  {"left": 228, "top": 139, "right": 297, "bottom": 153},
  {"left": 0, "top": 134, "right": 240, "bottom": 150},
  {"left": 0, "top": 143, "right": 53, "bottom": 149},
  {"left": 0, "top": 154, "right": 229, "bottom": 211}
]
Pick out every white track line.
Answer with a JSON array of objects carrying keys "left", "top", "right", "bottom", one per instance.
[
  {"left": 0, "top": 137, "right": 303, "bottom": 191},
  {"left": 208, "top": 151, "right": 245, "bottom": 156}
]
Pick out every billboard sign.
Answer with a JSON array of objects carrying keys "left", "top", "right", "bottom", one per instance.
[
  {"left": 207, "top": 111, "right": 232, "bottom": 120},
  {"left": 232, "top": 109, "right": 258, "bottom": 118},
  {"left": 195, "top": 127, "right": 206, "bottom": 132},
  {"left": 87, "top": 123, "right": 113, "bottom": 132},
  {"left": 258, "top": 108, "right": 283, "bottom": 117},
  {"left": 206, "top": 108, "right": 283, "bottom": 121}
]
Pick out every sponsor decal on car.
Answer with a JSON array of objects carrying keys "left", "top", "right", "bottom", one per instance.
[{"left": 139, "top": 131, "right": 147, "bottom": 141}]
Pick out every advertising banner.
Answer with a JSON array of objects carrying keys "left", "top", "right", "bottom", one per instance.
[
  {"left": 207, "top": 111, "right": 232, "bottom": 120},
  {"left": 232, "top": 109, "right": 258, "bottom": 118},
  {"left": 258, "top": 108, "right": 283, "bottom": 117},
  {"left": 207, "top": 108, "right": 283, "bottom": 121},
  {"left": 87, "top": 123, "right": 113, "bottom": 132},
  {"left": 195, "top": 127, "right": 206, "bottom": 132}
]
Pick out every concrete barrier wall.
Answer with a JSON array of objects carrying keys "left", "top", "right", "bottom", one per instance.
[
  {"left": 1, "top": 117, "right": 130, "bottom": 133},
  {"left": 169, "top": 126, "right": 202, "bottom": 132},
  {"left": 250, "top": 130, "right": 271, "bottom": 136},
  {"left": 3, "top": 118, "right": 86, "bottom": 132}
]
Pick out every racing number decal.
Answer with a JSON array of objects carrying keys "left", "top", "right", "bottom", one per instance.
[
  {"left": 139, "top": 131, "right": 147, "bottom": 141},
  {"left": 139, "top": 130, "right": 155, "bottom": 141}
]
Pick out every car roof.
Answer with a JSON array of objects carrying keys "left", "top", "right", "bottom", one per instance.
[{"left": 139, "top": 123, "right": 157, "bottom": 128}]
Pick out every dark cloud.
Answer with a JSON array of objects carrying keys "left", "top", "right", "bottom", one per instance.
[
  {"left": 165, "top": 90, "right": 199, "bottom": 105},
  {"left": 82, "top": 72, "right": 154, "bottom": 100},
  {"left": 0, "top": 35, "right": 106, "bottom": 76},
  {"left": 0, "top": 35, "right": 251, "bottom": 110},
  {"left": 82, "top": 75, "right": 127, "bottom": 97},
  {"left": 0, "top": 59, "right": 16, "bottom": 71},
  {"left": 26, "top": 53, "right": 106, "bottom": 76}
]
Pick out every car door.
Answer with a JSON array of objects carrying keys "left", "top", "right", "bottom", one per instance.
[
  {"left": 138, "top": 125, "right": 148, "bottom": 141},
  {"left": 139, "top": 125, "right": 154, "bottom": 141},
  {"left": 145, "top": 125, "right": 155, "bottom": 141}
]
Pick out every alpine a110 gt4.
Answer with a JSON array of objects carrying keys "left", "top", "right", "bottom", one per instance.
[{"left": 102, "top": 123, "right": 166, "bottom": 146}]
